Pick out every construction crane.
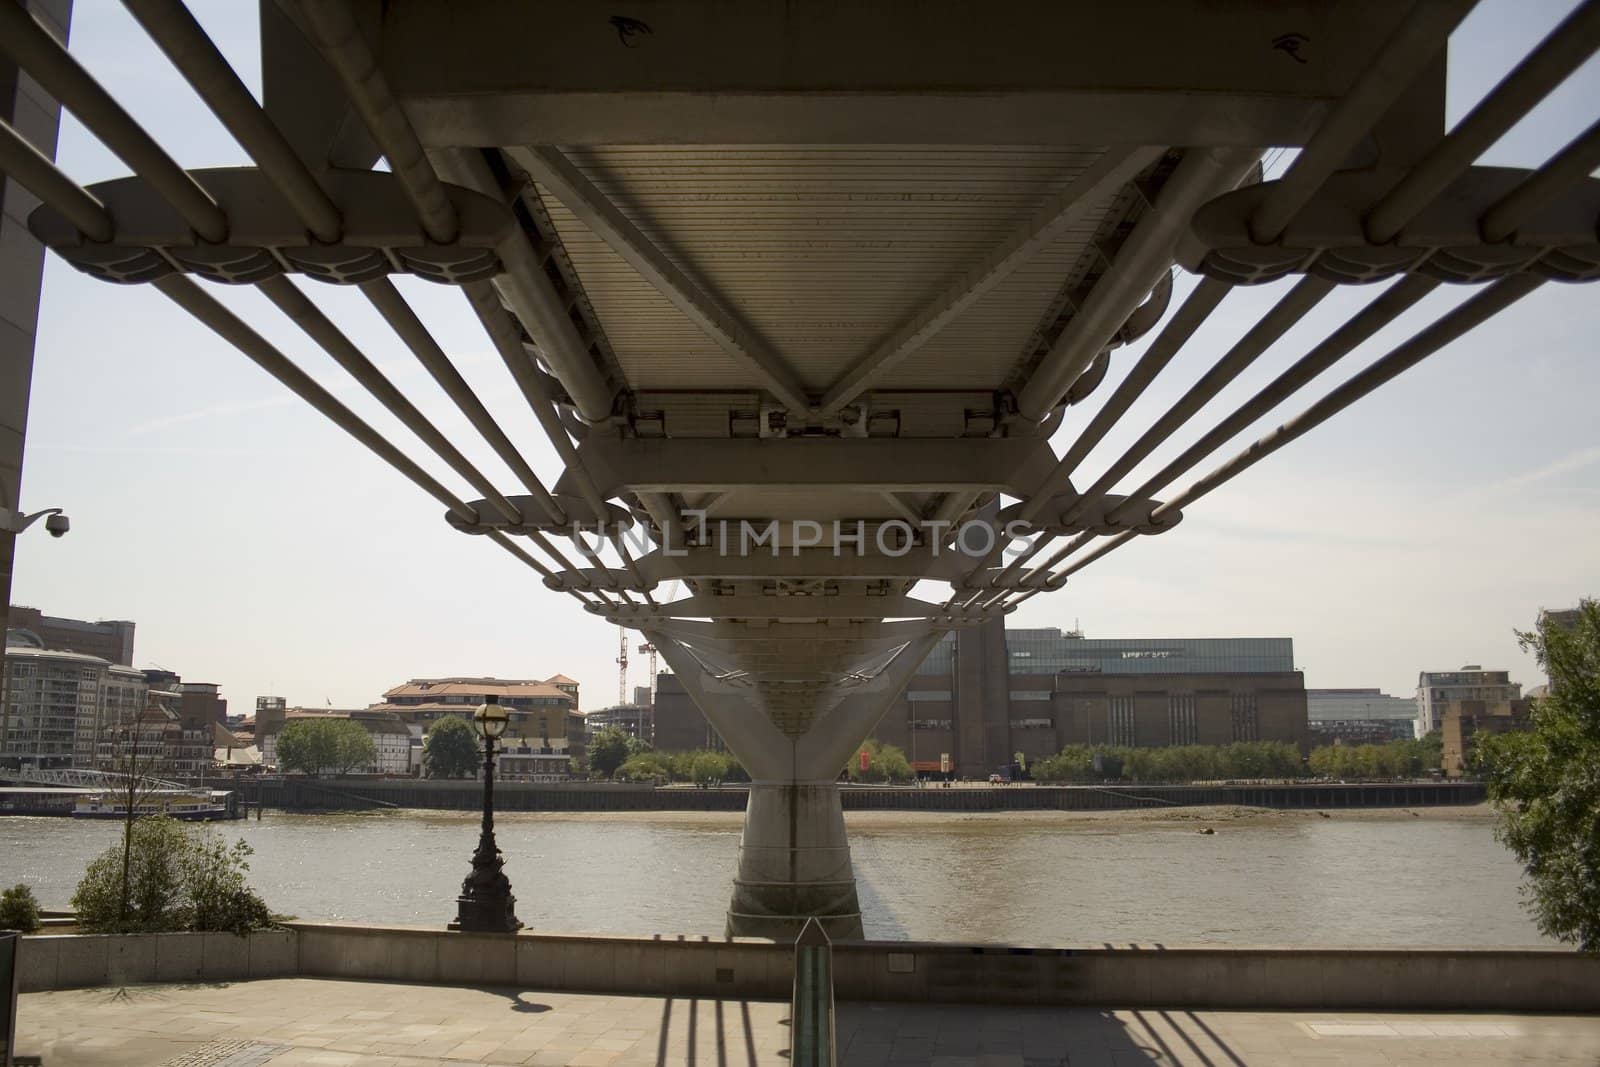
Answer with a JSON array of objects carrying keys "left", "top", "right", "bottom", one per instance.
[
  {"left": 615, "top": 626, "right": 629, "bottom": 707},
  {"left": 638, "top": 642, "right": 659, "bottom": 707}
]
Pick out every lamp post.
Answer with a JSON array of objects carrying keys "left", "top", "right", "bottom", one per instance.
[{"left": 452, "top": 695, "right": 521, "bottom": 932}]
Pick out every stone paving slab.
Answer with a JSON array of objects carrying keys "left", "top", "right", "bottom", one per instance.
[{"left": 14, "top": 977, "right": 1600, "bottom": 1066}]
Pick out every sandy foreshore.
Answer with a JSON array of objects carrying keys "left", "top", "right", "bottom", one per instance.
[
  {"left": 845, "top": 802, "right": 1499, "bottom": 830},
  {"left": 461, "top": 802, "right": 1499, "bottom": 829}
]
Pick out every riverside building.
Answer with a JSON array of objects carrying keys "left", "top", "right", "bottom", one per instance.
[
  {"left": 585, "top": 703, "right": 652, "bottom": 744},
  {"left": 1307, "top": 688, "right": 1419, "bottom": 745},
  {"left": 880, "top": 624, "right": 1308, "bottom": 776},
  {"left": 652, "top": 675, "right": 727, "bottom": 753},
  {"left": 370, "top": 676, "right": 582, "bottom": 775},
  {"left": 0, "top": 644, "right": 216, "bottom": 772},
  {"left": 257, "top": 708, "right": 414, "bottom": 775},
  {"left": 6, "top": 605, "right": 135, "bottom": 666},
  {"left": 652, "top": 621, "right": 1309, "bottom": 777},
  {"left": 1415, "top": 667, "right": 1521, "bottom": 738},
  {"left": 0, "top": 646, "right": 116, "bottom": 768},
  {"left": 1441, "top": 697, "right": 1531, "bottom": 777}
]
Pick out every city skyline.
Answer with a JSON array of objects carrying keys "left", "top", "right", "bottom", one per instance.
[
  {"left": 3, "top": 599, "right": 1563, "bottom": 716},
  {"left": 9, "top": 0, "right": 1600, "bottom": 712}
]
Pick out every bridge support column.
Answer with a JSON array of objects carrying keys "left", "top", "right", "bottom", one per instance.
[
  {"left": 648, "top": 628, "right": 942, "bottom": 941},
  {"left": 728, "top": 778, "right": 860, "bottom": 940}
]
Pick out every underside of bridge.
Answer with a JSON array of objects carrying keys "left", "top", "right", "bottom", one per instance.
[{"left": 3, "top": 0, "right": 1598, "bottom": 938}]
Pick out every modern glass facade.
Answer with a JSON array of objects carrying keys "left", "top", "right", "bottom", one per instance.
[{"left": 916, "top": 628, "right": 1294, "bottom": 677}]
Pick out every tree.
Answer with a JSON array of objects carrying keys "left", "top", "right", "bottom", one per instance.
[
  {"left": 848, "top": 740, "right": 913, "bottom": 783},
  {"left": 0, "top": 884, "right": 41, "bottom": 933},
  {"left": 614, "top": 748, "right": 743, "bottom": 785},
  {"left": 72, "top": 816, "right": 274, "bottom": 934},
  {"left": 422, "top": 716, "right": 480, "bottom": 779},
  {"left": 275, "top": 718, "right": 377, "bottom": 776},
  {"left": 93, "top": 690, "right": 180, "bottom": 930},
  {"left": 689, "top": 752, "right": 730, "bottom": 787},
  {"left": 1479, "top": 600, "right": 1600, "bottom": 950},
  {"left": 1308, "top": 735, "right": 1440, "bottom": 780},
  {"left": 588, "top": 726, "right": 632, "bottom": 779},
  {"left": 616, "top": 751, "right": 673, "bottom": 782}
]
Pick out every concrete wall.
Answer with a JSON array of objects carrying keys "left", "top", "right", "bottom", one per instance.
[
  {"left": 294, "top": 924, "right": 790, "bottom": 1000},
  {"left": 16, "top": 924, "right": 1600, "bottom": 1012},
  {"left": 17, "top": 930, "right": 297, "bottom": 992}
]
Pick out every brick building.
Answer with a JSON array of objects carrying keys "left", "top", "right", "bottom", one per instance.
[
  {"left": 1441, "top": 698, "right": 1531, "bottom": 777},
  {"left": 651, "top": 675, "right": 724, "bottom": 753},
  {"left": 6, "top": 605, "right": 135, "bottom": 665}
]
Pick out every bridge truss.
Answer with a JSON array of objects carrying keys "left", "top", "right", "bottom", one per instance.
[{"left": 0, "top": 767, "right": 188, "bottom": 791}]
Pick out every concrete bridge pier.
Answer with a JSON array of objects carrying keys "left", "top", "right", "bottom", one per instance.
[
  {"left": 650, "top": 629, "right": 941, "bottom": 940},
  {"left": 728, "top": 778, "right": 860, "bottom": 939}
]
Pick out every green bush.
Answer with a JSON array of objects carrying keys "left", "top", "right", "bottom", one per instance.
[
  {"left": 71, "top": 816, "right": 275, "bottom": 934},
  {"left": 183, "top": 832, "right": 275, "bottom": 934},
  {"left": 0, "top": 883, "right": 41, "bottom": 933}
]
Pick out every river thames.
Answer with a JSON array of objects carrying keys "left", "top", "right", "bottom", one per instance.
[{"left": 0, "top": 806, "right": 1548, "bottom": 945}]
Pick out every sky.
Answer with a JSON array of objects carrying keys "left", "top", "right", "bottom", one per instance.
[{"left": 10, "top": 1, "right": 1600, "bottom": 712}]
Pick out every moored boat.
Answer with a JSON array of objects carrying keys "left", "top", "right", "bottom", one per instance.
[{"left": 72, "top": 790, "right": 232, "bottom": 821}]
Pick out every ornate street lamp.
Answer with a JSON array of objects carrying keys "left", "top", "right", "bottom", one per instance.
[{"left": 452, "top": 695, "right": 521, "bottom": 932}]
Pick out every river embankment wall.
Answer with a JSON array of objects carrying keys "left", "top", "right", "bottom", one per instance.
[
  {"left": 223, "top": 778, "right": 1485, "bottom": 813},
  {"left": 14, "top": 922, "right": 1596, "bottom": 1011}
]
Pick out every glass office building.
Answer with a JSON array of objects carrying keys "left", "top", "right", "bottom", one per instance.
[{"left": 917, "top": 629, "right": 1294, "bottom": 677}]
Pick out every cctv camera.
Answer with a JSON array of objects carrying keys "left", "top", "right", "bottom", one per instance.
[{"left": 45, "top": 513, "right": 69, "bottom": 538}]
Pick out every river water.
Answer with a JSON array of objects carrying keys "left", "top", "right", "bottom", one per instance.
[{"left": 0, "top": 807, "right": 1549, "bottom": 946}]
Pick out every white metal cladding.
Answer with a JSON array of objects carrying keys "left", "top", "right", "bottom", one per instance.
[{"left": 534, "top": 145, "right": 1120, "bottom": 392}]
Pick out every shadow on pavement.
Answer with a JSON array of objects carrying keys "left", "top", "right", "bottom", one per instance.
[{"left": 835, "top": 1001, "right": 1252, "bottom": 1065}]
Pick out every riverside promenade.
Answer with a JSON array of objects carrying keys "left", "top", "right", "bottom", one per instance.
[
  {"left": 12, "top": 924, "right": 1600, "bottom": 1066},
  {"left": 15, "top": 976, "right": 1600, "bottom": 1066}
]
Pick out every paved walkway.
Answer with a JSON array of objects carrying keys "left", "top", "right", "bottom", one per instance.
[{"left": 13, "top": 978, "right": 1600, "bottom": 1066}]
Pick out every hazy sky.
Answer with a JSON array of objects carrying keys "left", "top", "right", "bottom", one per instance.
[{"left": 11, "top": 1, "right": 1599, "bottom": 712}]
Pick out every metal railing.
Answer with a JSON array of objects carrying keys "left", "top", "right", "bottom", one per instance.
[{"left": 790, "top": 918, "right": 836, "bottom": 1066}]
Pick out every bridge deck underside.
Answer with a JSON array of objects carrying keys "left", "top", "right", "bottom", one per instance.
[{"left": 535, "top": 145, "right": 1130, "bottom": 393}]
